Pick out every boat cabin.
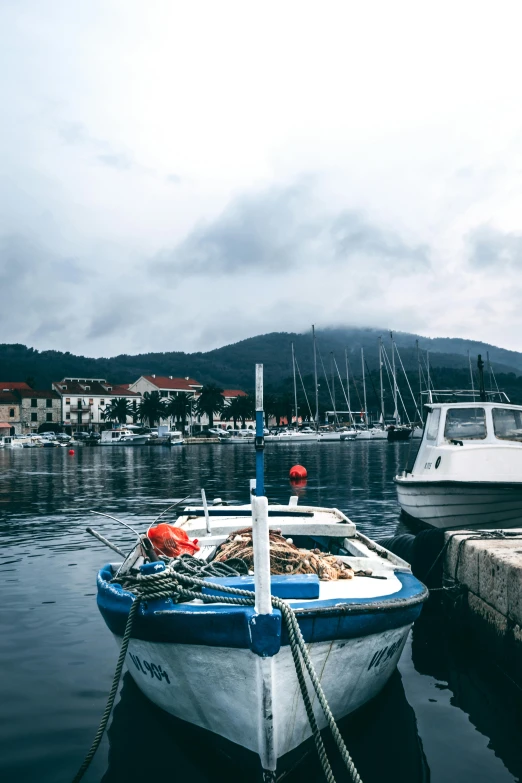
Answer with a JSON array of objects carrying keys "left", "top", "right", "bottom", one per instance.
[
  {"left": 100, "top": 428, "right": 135, "bottom": 443},
  {"left": 408, "top": 401, "right": 522, "bottom": 482}
]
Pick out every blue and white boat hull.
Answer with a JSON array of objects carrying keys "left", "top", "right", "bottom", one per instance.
[{"left": 98, "top": 562, "right": 426, "bottom": 773}]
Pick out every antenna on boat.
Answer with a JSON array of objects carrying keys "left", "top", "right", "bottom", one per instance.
[
  {"left": 477, "top": 354, "right": 487, "bottom": 402},
  {"left": 89, "top": 510, "right": 141, "bottom": 538},
  {"left": 254, "top": 363, "right": 265, "bottom": 496},
  {"left": 468, "top": 350, "right": 476, "bottom": 401}
]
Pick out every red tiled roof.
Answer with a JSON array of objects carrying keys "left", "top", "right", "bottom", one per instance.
[
  {"left": 143, "top": 376, "right": 202, "bottom": 391},
  {"left": 110, "top": 385, "right": 140, "bottom": 396},
  {"left": 0, "top": 382, "right": 31, "bottom": 390},
  {"left": 52, "top": 380, "right": 140, "bottom": 397},
  {"left": 223, "top": 389, "right": 247, "bottom": 398},
  {"left": 16, "top": 389, "right": 60, "bottom": 399},
  {"left": 0, "top": 391, "right": 19, "bottom": 403}
]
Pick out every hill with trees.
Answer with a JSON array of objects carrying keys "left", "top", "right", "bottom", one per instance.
[{"left": 1, "top": 327, "right": 522, "bottom": 421}]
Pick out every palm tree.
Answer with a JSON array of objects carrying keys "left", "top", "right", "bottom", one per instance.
[
  {"left": 102, "top": 397, "right": 134, "bottom": 425},
  {"left": 221, "top": 398, "right": 240, "bottom": 429},
  {"left": 263, "top": 393, "right": 279, "bottom": 429},
  {"left": 138, "top": 391, "right": 167, "bottom": 428},
  {"left": 195, "top": 383, "right": 225, "bottom": 428},
  {"left": 222, "top": 396, "right": 246, "bottom": 429},
  {"left": 164, "top": 392, "right": 194, "bottom": 434},
  {"left": 235, "top": 394, "right": 255, "bottom": 428}
]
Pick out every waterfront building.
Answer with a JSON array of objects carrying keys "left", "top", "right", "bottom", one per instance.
[
  {"left": 128, "top": 375, "right": 203, "bottom": 399},
  {"left": 51, "top": 378, "right": 141, "bottom": 432},
  {"left": 18, "top": 389, "right": 61, "bottom": 434},
  {"left": 0, "top": 391, "right": 21, "bottom": 436}
]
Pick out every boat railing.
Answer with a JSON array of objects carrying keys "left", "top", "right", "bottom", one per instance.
[{"left": 422, "top": 389, "right": 510, "bottom": 403}]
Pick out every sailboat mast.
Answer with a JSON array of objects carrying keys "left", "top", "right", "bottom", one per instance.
[
  {"left": 330, "top": 353, "right": 337, "bottom": 426},
  {"left": 391, "top": 332, "right": 398, "bottom": 422},
  {"left": 361, "top": 347, "right": 368, "bottom": 427},
  {"left": 379, "top": 336, "right": 384, "bottom": 426},
  {"left": 345, "top": 349, "right": 352, "bottom": 426},
  {"left": 291, "top": 342, "right": 298, "bottom": 430},
  {"left": 416, "top": 339, "right": 422, "bottom": 423},
  {"left": 312, "top": 325, "right": 319, "bottom": 430}
]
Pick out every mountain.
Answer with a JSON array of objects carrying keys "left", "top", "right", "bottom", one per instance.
[{"left": 1, "top": 327, "right": 521, "bottom": 392}]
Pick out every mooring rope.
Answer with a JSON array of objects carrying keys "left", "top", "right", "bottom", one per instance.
[{"left": 72, "top": 561, "right": 362, "bottom": 783}]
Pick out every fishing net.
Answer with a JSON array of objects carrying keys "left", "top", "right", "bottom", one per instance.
[{"left": 213, "top": 527, "right": 354, "bottom": 581}]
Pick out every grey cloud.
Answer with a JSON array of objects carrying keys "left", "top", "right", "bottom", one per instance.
[
  {"left": 87, "top": 311, "right": 129, "bottom": 340},
  {"left": 468, "top": 225, "right": 522, "bottom": 269},
  {"left": 58, "top": 122, "right": 89, "bottom": 145},
  {"left": 57, "top": 121, "right": 134, "bottom": 171},
  {"left": 154, "top": 184, "right": 428, "bottom": 278},
  {"left": 331, "top": 212, "right": 428, "bottom": 268},
  {"left": 97, "top": 153, "right": 133, "bottom": 171}
]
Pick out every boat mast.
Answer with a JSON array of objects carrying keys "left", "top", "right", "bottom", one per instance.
[
  {"left": 312, "top": 325, "right": 319, "bottom": 430},
  {"left": 330, "top": 352, "right": 338, "bottom": 427},
  {"left": 345, "top": 349, "right": 353, "bottom": 426},
  {"left": 416, "top": 339, "right": 422, "bottom": 423},
  {"left": 391, "top": 331, "right": 398, "bottom": 423},
  {"left": 468, "top": 350, "right": 476, "bottom": 401},
  {"left": 379, "top": 336, "right": 384, "bottom": 426},
  {"left": 291, "top": 342, "right": 298, "bottom": 430},
  {"left": 361, "top": 347, "right": 368, "bottom": 428}
]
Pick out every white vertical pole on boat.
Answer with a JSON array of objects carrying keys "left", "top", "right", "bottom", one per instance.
[
  {"left": 391, "top": 331, "right": 399, "bottom": 423},
  {"left": 252, "top": 494, "right": 272, "bottom": 615},
  {"left": 201, "top": 489, "right": 211, "bottom": 534},
  {"left": 345, "top": 349, "right": 352, "bottom": 425}
]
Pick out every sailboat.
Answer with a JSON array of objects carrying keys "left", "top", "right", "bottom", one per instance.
[{"left": 356, "top": 344, "right": 388, "bottom": 440}]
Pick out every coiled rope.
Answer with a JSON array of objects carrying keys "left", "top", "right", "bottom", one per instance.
[{"left": 72, "top": 561, "right": 362, "bottom": 783}]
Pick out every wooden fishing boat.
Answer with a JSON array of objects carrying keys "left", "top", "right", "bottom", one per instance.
[
  {"left": 89, "top": 365, "right": 428, "bottom": 782},
  {"left": 97, "top": 499, "right": 427, "bottom": 779}
]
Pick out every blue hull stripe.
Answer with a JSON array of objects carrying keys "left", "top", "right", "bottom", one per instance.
[{"left": 97, "top": 568, "right": 428, "bottom": 652}]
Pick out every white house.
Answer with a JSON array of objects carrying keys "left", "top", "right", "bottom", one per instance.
[
  {"left": 51, "top": 378, "right": 141, "bottom": 432},
  {"left": 127, "top": 375, "right": 252, "bottom": 431}
]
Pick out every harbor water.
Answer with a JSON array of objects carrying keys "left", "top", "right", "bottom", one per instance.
[{"left": 0, "top": 442, "right": 521, "bottom": 783}]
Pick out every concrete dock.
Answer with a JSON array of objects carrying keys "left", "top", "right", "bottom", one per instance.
[{"left": 443, "top": 530, "right": 522, "bottom": 685}]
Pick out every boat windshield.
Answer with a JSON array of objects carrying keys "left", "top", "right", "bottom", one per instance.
[
  {"left": 425, "top": 409, "right": 440, "bottom": 441},
  {"left": 492, "top": 408, "right": 522, "bottom": 442},
  {"left": 444, "top": 407, "right": 486, "bottom": 440}
]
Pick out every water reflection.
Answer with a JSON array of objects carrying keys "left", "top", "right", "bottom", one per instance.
[{"left": 103, "top": 670, "right": 429, "bottom": 783}]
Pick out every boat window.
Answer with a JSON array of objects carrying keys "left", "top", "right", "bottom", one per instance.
[
  {"left": 425, "top": 409, "right": 440, "bottom": 440},
  {"left": 444, "top": 408, "right": 486, "bottom": 440},
  {"left": 492, "top": 408, "right": 522, "bottom": 442}
]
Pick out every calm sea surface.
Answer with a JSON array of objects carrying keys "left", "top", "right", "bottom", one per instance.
[{"left": 0, "top": 442, "right": 521, "bottom": 783}]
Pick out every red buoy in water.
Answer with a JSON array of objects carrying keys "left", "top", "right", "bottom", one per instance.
[
  {"left": 68, "top": 449, "right": 75, "bottom": 455},
  {"left": 289, "top": 464, "right": 307, "bottom": 480}
]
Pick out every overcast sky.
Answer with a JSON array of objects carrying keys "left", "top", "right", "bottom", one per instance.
[{"left": 2, "top": 0, "right": 522, "bottom": 356}]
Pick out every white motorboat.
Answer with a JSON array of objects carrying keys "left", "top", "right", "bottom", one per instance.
[
  {"left": 356, "top": 427, "right": 388, "bottom": 441},
  {"left": 0, "top": 436, "right": 24, "bottom": 449},
  {"left": 265, "top": 429, "right": 319, "bottom": 443},
  {"left": 100, "top": 428, "right": 148, "bottom": 446},
  {"left": 395, "top": 398, "right": 522, "bottom": 528},
  {"left": 226, "top": 429, "right": 256, "bottom": 444}
]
